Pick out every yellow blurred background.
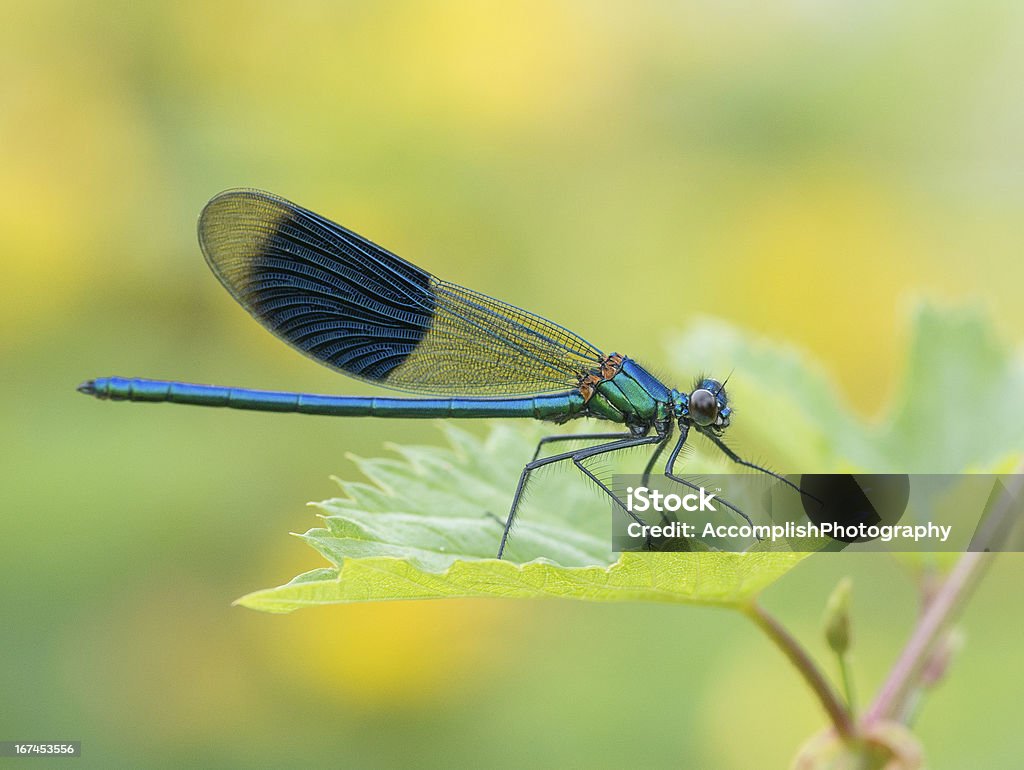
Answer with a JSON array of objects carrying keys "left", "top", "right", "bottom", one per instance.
[{"left": 2, "top": 1, "right": 1022, "bottom": 766}]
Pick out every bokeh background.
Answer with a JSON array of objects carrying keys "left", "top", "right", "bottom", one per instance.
[{"left": 3, "top": 1, "right": 1023, "bottom": 766}]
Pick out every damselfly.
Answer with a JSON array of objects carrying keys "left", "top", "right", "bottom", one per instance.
[{"left": 79, "top": 190, "right": 802, "bottom": 557}]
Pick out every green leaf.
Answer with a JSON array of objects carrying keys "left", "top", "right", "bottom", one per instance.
[
  {"left": 237, "top": 550, "right": 806, "bottom": 613},
  {"left": 237, "top": 421, "right": 809, "bottom": 612},
  {"left": 877, "top": 304, "right": 1024, "bottom": 472},
  {"left": 237, "top": 302, "right": 1023, "bottom": 612}
]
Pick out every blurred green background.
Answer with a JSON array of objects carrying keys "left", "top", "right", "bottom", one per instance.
[{"left": 3, "top": 1, "right": 1023, "bottom": 766}]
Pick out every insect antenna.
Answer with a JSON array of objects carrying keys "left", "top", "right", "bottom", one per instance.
[{"left": 714, "top": 369, "right": 734, "bottom": 397}]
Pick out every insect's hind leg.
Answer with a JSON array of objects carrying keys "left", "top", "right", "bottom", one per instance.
[
  {"left": 498, "top": 446, "right": 593, "bottom": 560},
  {"left": 495, "top": 432, "right": 629, "bottom": 556},
  {"left": 497, "top": 435, "right": 661, "bottom": 560},
  {"left": 569, "top": 436, "right": 665, "bottom": 531},
  {"left": 530, "top": 432, "right": 633, "bottom": 462}
]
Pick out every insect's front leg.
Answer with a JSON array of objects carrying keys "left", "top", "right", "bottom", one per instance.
[{"left": 703, "top": 432, "right": 821, "bottom": 509}]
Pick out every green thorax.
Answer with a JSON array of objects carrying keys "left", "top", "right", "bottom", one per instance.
[{"left": 585, "top": 357, "right": 672, "bottom": 426}]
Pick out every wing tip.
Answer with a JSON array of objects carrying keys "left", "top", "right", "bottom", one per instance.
[
  {"left": 197, "top": 187, "right": 284, "bottom": 231},
  {"left": 197, "top": 188, "right": 296, "bottom": 269}
]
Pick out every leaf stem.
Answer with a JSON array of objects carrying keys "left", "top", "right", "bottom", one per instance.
[{"left": 745, "top": 601, "right": 856, "bottom": 740}]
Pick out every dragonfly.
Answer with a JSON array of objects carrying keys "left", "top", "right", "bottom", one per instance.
[{"left": 78, "top": 189, "right": 804, "bottom": 558}]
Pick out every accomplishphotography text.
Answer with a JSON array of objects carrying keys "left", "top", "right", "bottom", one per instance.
[{"left": 625, "top": 520, "right": 953, "bottom": 544}]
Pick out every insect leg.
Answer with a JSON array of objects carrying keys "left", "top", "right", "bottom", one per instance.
[
  {"left": 703, "top": 432, "right": 821, "bottom": 507},
  {"left": 569, "top": 435, "right": 667, "bottom": 533},
  {"left": 663, "top": 426, "right": 756, "bottom": 529},
  {"left": 641, "top": 439, "right": 668, "bottom": 487},
  {"left": 530, "top": 432, "right": 633, "bottom": 462},
  {"left": 498, "top": 435, "right": 662, "bottom": 559},
  {"left": 640, "top": 440, "right": 670, "bottom": 523}
]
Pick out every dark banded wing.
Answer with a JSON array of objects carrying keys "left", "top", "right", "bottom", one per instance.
[{"left": 198, "top": 189, "right": 604, "bottom": 396}]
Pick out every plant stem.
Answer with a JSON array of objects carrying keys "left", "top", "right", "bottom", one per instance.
[
  {"left": 865, "top": 470, "right": 1023, "bottom": 724},
  {"left": 746, "top": 601, "right": 856, "bottom": 740},
  {"left": 863, "top": 550, "right": 988, "bottom": 723},
  {"left": 837, "top": 652, "right": 856, "bottom": 715}
]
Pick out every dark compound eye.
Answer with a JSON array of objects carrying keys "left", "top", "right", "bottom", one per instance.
[{"left": 689, "top": 388, "right": 719, "bottom": 427}]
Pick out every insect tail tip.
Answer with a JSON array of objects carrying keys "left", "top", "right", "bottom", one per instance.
[{"left": 77, "top": 380, "right": 97, "bottom": 396}]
